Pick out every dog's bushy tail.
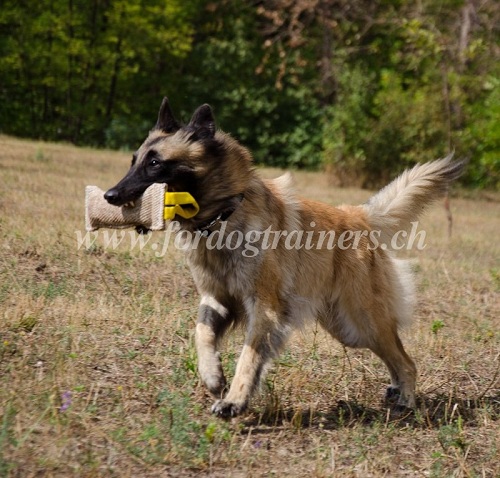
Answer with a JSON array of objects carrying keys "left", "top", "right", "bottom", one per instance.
[{"left": 363, "top": 154, "right": 466, "bottom": 244}]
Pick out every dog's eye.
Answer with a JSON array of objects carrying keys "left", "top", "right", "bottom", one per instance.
[{"left": 145, "top": 149, "right": 162, "bottom": 169}]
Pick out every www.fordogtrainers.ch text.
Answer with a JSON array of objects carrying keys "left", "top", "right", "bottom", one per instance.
[{"left": 76, "top": 221, "right": 427, "bottom": 257}]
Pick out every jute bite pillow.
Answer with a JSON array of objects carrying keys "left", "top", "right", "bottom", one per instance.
[
  {"left": 85, "top": 184, "right": 200, "bottom": 231},
  {"left": 85, "top": 183, "right": 167, "bottom": 231}
]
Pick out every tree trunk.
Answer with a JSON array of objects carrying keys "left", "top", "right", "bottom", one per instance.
[{"left": 106, "top": 37, "right": 123, "bottom": 121}]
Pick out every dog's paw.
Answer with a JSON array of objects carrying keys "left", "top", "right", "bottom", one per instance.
[
  {"left": 203, "top": 375, "right": 227, "bottom": 398},
  {"left": 397, "top": 394, "right": 416, "bottom": 409},
  {"left": 211, "top": 399, "right": 247, "bottom": 418},
  {"left": 199, "top": 356, "right": 227, "bottom": 397},
  {"left": 385, "top": 386, "right": 416, "bottom": 409},
  {"left": 385, "top": 386, "right": 400, "bottom": 401}
]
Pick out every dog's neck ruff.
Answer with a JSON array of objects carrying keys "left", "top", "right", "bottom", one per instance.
[{"left": 195, "top": 193, "right": 244, "bottom": 235}]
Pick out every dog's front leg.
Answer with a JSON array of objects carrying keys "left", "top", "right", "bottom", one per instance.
[
  {"left": 196, "top": 295, "right": 234, "bottom": 397},
  {"left": 211, "top": 304, "right": 290, "bottom": 418}
]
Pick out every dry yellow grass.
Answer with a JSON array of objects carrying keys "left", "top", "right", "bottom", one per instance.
[{"left": 0, "top": 135, "right": 499, "bottom": 477}]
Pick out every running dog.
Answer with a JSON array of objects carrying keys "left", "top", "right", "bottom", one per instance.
[{"left": 105, "top": 97, "right": 465, "bottom": 417}]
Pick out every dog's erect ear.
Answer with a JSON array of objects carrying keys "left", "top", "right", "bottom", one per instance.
[
  {"left": 187, "top": 104, "right": 215, "bottom": 140},
  {"left": 155, "top": 97, "right": 180, "bottom": 133}
]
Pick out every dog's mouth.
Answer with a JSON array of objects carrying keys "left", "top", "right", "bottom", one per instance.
[{"left": 123, "top": 200, "right": 136, "bottom": 208}]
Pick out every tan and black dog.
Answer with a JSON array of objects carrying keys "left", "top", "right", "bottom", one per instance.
[{"left": 105, "top": 97, "right": 465, "bottom": 418}]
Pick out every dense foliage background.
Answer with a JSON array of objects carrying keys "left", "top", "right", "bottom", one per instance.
[{"left": 0, "top": 0, "right": 498, "bottom": 188}]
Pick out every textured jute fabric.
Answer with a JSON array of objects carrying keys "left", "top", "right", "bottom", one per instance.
[{"left": 85, "top": 183, "right": 166, "bottom": 231}]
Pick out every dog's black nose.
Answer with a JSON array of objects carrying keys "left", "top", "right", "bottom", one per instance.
[{"left": 104, "top": 188, "right": 120, "bottom": 205}]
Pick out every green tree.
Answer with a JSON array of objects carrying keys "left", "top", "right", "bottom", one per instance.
[
  {"left": 176, "top": 0, "right": 323, "bottom": 168},
  {"left": 0, "top": 0, "right": 498, "bottom": 186},
  {"left": 0, "top": 0, "right": 196, "bottom": 146},
  {"left": 258, "top": 0, "right": 499, "bottom": 188}
]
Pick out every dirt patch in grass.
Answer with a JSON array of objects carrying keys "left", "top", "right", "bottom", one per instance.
[{"left": 0, "top": 135, "right": 498, "bottom": 477}]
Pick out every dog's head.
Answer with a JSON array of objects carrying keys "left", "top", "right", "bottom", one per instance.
[
  {"left": 105, "top": 98, "right": 215, "bottom": 206},
  {"left": 104, "top": 98, "right": 252, "bottom": 217}
]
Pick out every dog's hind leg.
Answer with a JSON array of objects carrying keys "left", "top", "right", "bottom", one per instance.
[
  {"left": 211, "top": 301, "right": 291, "bottom": 418},
  {"left": 319, "top": 302, "right": 417, "bottom": 408},
  {"left": 196, "top": 295, "right": 239, "bottom": 397},
  {"left": 368, "top": 329, "right": 417, "bottom": 408}
]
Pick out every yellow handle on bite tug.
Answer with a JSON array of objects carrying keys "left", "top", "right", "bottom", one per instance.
[{"left": 164, "top": 191, "right": 199, "bottom": 220}]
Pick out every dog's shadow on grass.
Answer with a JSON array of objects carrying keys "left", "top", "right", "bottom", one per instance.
[{"left": 243, "top": 393, "right": 499, "bottom": 433}]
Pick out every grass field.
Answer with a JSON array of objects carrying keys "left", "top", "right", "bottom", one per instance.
[{"left": 0, "top": 135, "right": 499, "bottom": 477}]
